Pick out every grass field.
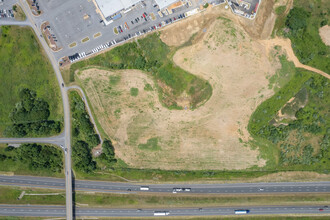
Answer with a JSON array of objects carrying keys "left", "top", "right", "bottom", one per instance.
[
  {"left": 0, "top": 186, "right": 64, "bottom": 205},
  {"left": 0, "top": 26, "right": 62, "bottom": 137},
  {"left": 69, "top": 33, "right": 212, "bottom": 110}
]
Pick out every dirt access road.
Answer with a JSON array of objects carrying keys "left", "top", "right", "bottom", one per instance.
[{"left": 260, "top": 38, "right": 330, "bottom": 79}]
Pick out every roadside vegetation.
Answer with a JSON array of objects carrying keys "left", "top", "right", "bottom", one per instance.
[
  {"left": 0, "top": 143, "right": 63, "bottom": 176},
  {"left": 69, "top": 91, "right": 100, "bottom": 173},
  {"left": 70, "top": 91, "right": 117, "bottom": 174},
  {"left": 0, "top": 26, "right": 62, "bottom": 137},
  {"left": 0, "top": 186, "right": 64, "bottom": 205},
  {"left": 69, "top": 33, "right": 212, "bottom": 109},
  {"left": 12, "top": 4, "right": 26, "bottom": 21},
  {"left": 274, "top": 0, "right": 330, "bottom": 73}
]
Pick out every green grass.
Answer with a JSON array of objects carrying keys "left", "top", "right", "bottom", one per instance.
[
  {"left": 275, "top": 0, "right": 330, "bottom": 73},
  {"left": 0, "top": 26, "right": 62, "bottom": 137},
  {"left": 268, "top": 55, "right": 297, "bottom": 92},
  {"left": 0, "top": 144, "right": 64, "bottom": 177},
  {"left": 74, "top": 192, "right": 330, "bottom": 208},
  {"left": 248, "top": 67, "right": 330, "bottom": 171},
  {"left": 275, "top": 5, "right": 286, "bottom": 15},
  {"left": 130, "top": 87, "right": 139, "bottom": 97},
  {"left": 75, "top": 167, "right": 273, "bottom": 182},
  {"left": 0, "top": 186, "right": 65, "bottom": 205},
  {"left": 249, "top": 69, "right": 313, "bottom": 138},
  {"left": 138, "top": 137, "right": 161, "bottom": 151},
  {"left": 70, "top": 33, "right": 212, "bottom": 110},
  {"left": 144, "top": 83, "right": 153, "bottom": 91}
]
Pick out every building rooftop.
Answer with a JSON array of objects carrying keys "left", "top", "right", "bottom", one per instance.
[{"left": 155, "top": 0, "right": 180, "bottom": 10}]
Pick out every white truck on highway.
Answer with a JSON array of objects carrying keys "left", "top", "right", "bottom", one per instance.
[
  {"left": 234, "top": 210, "right": 250, "bottom": 214},
  {"left": 140, "top": 186, "right": 149, "bottom": 191},
  {"left": 154, "top": 211, "right": 170, "bottom": 216}
]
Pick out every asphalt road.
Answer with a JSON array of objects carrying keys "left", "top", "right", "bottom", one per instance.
[
  {"left": 1, "top": 175, "right": 329, "bottom": 195},
  {"left": 0, "top": 133, "right": 65, "bottom": 146},
  {"left": 0, "top": 205, "right": 328, "bottom": 217},
  {"left": 0, "top": 19, "right": 30, "bottom": 26}
]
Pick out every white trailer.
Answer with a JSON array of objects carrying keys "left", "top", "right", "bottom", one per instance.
[
  {"left": 140, "top": 186, "right": 149, "bottom": 191},
  {"left": 234, "top": 210, "right": 250, "bottom": 214},
  {"left": 154, "top": 211, "right": 170, "bottom": 216}
]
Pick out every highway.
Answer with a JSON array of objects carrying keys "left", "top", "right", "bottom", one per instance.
[
  {"left": 1, "top": 175, "right": 329, "bottom": 195},
  {"left": 0, "top": 205, "right": 328, "bottom": 217}
]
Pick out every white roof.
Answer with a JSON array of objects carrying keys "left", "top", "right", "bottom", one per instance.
[
  {"left": 121, "top": 0, "right": 141, "bottom": 8},
  {"left": 95, "top": 0, "right": 141, "bottom": 18},
  {"left": 155, "top": 0, "right": 179, "bottom": 9}
]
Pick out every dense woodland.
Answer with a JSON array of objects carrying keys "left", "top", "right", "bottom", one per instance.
[{"left": 4, "top": 88, "right": 62, "bottom": 137}]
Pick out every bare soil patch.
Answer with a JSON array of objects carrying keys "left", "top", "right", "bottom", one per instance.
[
  {"left": 77, "top": 14, "right": 282, "bottom": 170},
  {"left": 319, "top": 25, "right": 330, "bottom": 46}
]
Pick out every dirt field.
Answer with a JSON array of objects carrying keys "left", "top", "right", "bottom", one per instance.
[
  {"left": 319, "top": 25, "right": 330, "bottom": 46},
  {"left": 77, "top": 6, "right": 285, "bottom": 170}
]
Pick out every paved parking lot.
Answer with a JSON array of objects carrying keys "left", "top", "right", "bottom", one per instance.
[
  {"left": 1, "top": 0, "right": 261, "bottom": 63},
  {"left": 50, "top": 0, "right": 205, "bottom": 61},
  {"left": 36, "top": 0, "right": 102, "bottom": 50},
  {"left": 0, "top": 0, "right": 15, "bottom": 20}
]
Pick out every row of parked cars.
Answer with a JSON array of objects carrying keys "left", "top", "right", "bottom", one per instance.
[
  {"left": 68, "top": 12, "right": 188, "bottom": 63},
  {"left": 0, "top": 9, "right": 14, "bottom": 18},
  {"left": 68, "top": 40, "right": 118, "bottom": 63}
]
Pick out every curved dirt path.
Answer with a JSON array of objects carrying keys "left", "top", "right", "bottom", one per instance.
[{"left": 259, "top": 37, "right": 330, "bottom": 79}]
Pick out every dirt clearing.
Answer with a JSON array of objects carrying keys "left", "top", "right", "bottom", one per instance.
[{"left": 319, "top": 25, "right": 330, "bottom": 46}]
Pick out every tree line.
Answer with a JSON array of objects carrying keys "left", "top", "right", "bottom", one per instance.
[{"left": 69, "top": 91, "right": 117, "bottom": 173}]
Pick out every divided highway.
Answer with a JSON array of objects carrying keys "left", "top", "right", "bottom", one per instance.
[
  {"left": 0, "top": 205, "right": 329, "bottom": 217},
  {"left": 1, "top": 175, "right": 329, "bottom": 194}
]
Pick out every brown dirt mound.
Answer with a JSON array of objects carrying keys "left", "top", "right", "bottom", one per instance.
[{"left": 319, "top": 25, "right": 330, "bottom": 46}]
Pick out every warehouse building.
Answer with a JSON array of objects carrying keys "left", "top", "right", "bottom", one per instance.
[{"left": 94, "top": 0, "right": 182, "bottom": 25}]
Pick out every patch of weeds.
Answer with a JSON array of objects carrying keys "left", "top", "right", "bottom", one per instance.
[
  {"left": 130, "top": 88, "right": 139, "bottom": 97},
  {"left": 109, "top": 75, "right": 121, "bottom": 86},
  {"left": 144, "top": 83, "right": 153, "bottom": 91},
  {"left": 138, "top": 137, "right": 161, "bottom": 151}
]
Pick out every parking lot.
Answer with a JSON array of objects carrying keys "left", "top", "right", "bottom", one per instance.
[
  {"left": 0, "top": 0, "right": 15, "bottom": 20},
  {"left": 52, "top": 0, "right": 204, "bottom": 62},
  {"left": 35, "top": 0, "right": 103, "bottom": 50},
  {"left": 13, "top": 0, "right": 261, "bottom": 63}
]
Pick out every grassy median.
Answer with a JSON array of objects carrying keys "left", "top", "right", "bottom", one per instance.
[{"left": 0, "top": 186, "right": 329, "bottom": 209}]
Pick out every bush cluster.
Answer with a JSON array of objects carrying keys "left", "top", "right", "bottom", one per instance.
[{"left": 4, "top": 88, "right": 62, "bottom": 137}]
